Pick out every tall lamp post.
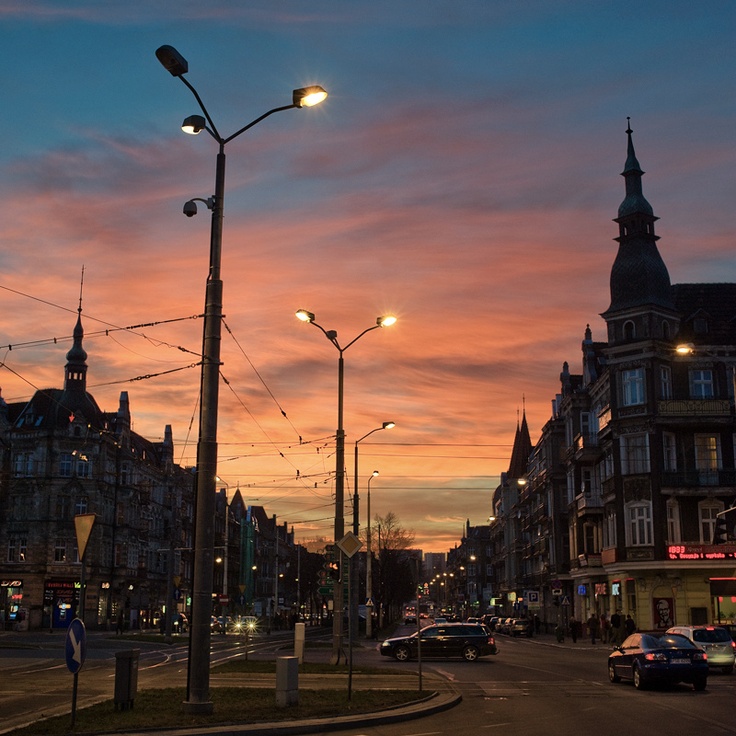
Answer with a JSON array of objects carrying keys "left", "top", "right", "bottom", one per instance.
[
  {"left": 365, "top": 469, "right": 380, "bottom": 639},
  {"left": 295, "top": 310, "right": 396, "bottom": 664},
  {"left": 354, "top": 425, "right": 394, "bottom": 638},
  {"left": 156, "top": 44, "right": 327, "bottom": 714}
]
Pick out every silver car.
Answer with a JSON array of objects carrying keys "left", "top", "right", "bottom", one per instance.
[{"left": 666, "top": 625, "right": 735, "bottom": 673}]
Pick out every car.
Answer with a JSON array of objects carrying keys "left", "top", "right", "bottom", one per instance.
[
  {"left": 509, "top": 618, "right": 532, "bottom": 637},
  {"left": 171, "top": 613, "right": 188, "bottom": 633},
  {"left": 666, "top": 625, "right": 736, "bottom": 673},
  {"left": 433, "top": 616, "right": 448, "bottom": 624},
  {"left": 608, "top": 632, "right": 708, "bottom": 690},
  {"left": 380, "top": 623, "right": 498, "bottom": 662},
  {"left": 465, "top": 617, "right": 481, "bottom": 624},
  {"left": 231, "top": 615, "right": 259, "bottom": 634},
  {"left": 404, "top": 614, "right": 417, "bottom": 625},
  {"left": 481, "top": 614, "right": 499, "bottom": 631}
]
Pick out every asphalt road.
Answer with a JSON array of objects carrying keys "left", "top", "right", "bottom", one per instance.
[{"left": 2, "top": 626, "right": 736, "bottom": 736}]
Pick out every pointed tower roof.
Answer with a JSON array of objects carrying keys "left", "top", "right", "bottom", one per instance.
[
  {"left": 603, "top": 120, "right": 674, "bottom": 316},
  {"left": 507, "top": 408, "right": 532, "bottom": 479}
]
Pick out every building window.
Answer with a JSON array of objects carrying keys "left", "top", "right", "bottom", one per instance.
[
  {"left": 603, "top": 508, "right": 617, "bottom": 548},
  {"left": 623, "top": 320, "right": 636, "bottom": 340},
  {"left": 690, "top": 369, "right": 714, "bottom": 399},
  {"left": 620, "top": 434, "right": 650, "bottom": 474},
  {"left": 54, "top": 539, "right": 67, "bottom": 563},
  {"left": 55, "top": 495, "right": 70, "bottom": 520},
  {"left": 659, "top": 366, "right": 672, "bottom": 400},
  {"left": 627, "top": 503, "right": 653, "bottom": 546},
  {"left": 695, "top": 434, "right": 721, "bottom": 484},
  {"left": 622, "top": 368, "right": 645, "bottom": 406},
  {"left": 60, "top": 453, "right": 73, "bottom": 477},
  {"left": 663, "top": 432, "right": 677, "bottom": 472},
  {"left": 13, "top": 453, "right": 34, "bottom": 477},
  {"left": 75, "top": 496, "right": 89, "bottom": 515},
  {"left": 699, "top": 502, "right": 723, "bottom": 544},
  {"left": 77, "top": 457, "right": 90, "bottom": 477},
  {"left": 666, "top": 500, "right": 681, "bottom": 544},
  {"left": 7, "top": 538, "right": 16, "bottom": 562}
]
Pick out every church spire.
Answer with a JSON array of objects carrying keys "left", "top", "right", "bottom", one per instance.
[
  {"left": 507, "top": 404, "right": 532, "bottom": 480},
  {"left": 64, "top": 270, "right": 88, "bottom": 393},
  {"left": 603, "top": 120, "right": 673, "bottom": 320}
]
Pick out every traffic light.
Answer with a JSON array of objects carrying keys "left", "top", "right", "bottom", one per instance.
[{"left": 712, "top": 516, "right": 728, "bottom": 544}]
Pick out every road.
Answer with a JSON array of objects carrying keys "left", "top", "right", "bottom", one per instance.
[
  {"left": 340, "top": 627, "right": 736, "bottom": 736},
  {"left": 1, "top": 626, "right": 735, "bottom": 736}
]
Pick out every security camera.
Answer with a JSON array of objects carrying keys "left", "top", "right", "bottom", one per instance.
[{"left": 183, "top": 200, "right": 197, "bottom": 217}]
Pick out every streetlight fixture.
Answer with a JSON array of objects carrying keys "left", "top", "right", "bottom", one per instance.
[
  {"left": 295, "top": 310, "right": 396, "bottom": 663},
  {"left": 156, "top": 44, "right": 326, "bottom": 714},
  {"left": 365, "top": 468, "right": 380, "bottom": 639}
]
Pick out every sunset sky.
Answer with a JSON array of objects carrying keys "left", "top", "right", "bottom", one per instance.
[{"left": 1, "top": 2, "right": 734, "bottom": 553}]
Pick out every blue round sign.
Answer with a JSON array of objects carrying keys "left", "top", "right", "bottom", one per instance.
[{"left": 65, "top": 618, "right": 87, "bottom": 674}]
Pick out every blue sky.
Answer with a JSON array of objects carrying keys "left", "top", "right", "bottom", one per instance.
[{"left": 1, "top": 1, "right": 734, "bottom": 550}]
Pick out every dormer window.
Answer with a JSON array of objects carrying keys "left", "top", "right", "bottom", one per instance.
[{"left": 693, "top": 317, "right": 709, "bottom": 335}]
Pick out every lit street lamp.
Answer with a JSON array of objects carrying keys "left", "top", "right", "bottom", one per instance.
[
  {"left": 353, "top": 424, "right": 394, "bottom": 639},
  {"left": 295, "top": 310, "right": 396, "bottom": 663},
  {"left": 156, "top": 44, "right": 326, "bottom": 714}
]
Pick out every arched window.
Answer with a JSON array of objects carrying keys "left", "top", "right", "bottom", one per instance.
[{"left": 623, "top": 321, "right": 636, "bottom": 340}]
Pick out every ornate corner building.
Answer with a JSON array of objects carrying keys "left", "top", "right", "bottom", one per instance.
[
  {"left": 0, "top": 308, "right": 196, "bottom": 630},
  {"left": 487, "top": 125, "right": 736, "bottom": 630}
]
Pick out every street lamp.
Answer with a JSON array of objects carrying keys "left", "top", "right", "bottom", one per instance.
[
  {"left": 352, "top": 424, "right": 394, "bottom": 644},
  {"left": 156, "top": 44, "right": 326, "bottom": 714},
  {"left": 365, "top": 468, "right": 380, "bottom": 639},
  {"left": 295, "top": 310, "right": 396, "bottom": 663}
]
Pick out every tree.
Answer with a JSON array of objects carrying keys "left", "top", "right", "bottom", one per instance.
[{"left": 370, "top": 512, "right": 418, "bottom": 626}]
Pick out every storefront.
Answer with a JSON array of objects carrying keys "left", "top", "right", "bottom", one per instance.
[
  {"left": 1, "top": 579, "right": 24, "bottom": 630},
  {"left": 44, "top": 580, "right": 80, "bottom": 629}
]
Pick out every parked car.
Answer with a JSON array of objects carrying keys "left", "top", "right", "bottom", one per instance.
[
  {"left": 509, "top": 618, "right": 532, "bottom": 637},
  {"left": 404, "top": 614, "right": 417, "bottom": 625},
  {"left": 481, "top": 614, "right": 499, "bottom": 631},
  {"left": 608, "top": 632, "right": 708, "bottom": 690},
  {"left": 433, "top": 616, "right": 448, "bottom": 624},
  {"left": 380, "top": 623, "right": 498, "bottom": 662},
  {"left": 666, "top": 625, "right": 735, "bottom": 673}
]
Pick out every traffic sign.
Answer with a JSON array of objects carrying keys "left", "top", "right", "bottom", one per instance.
[
  {"left": 65, "top": 618, "right": 87, "bottom": 674},
  {"left": 337, "top": 532, "right": 362, "bottom": 558},
  {"left": 561, "top": 595, "right": 571, "bottom": 606},
  {"left": 318, "top": 586, "right": 333, "bottom": 596}
]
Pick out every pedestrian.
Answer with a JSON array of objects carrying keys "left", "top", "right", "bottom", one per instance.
[
  {"left": 533, "top": 613, "right": 541, "bottom": 635},
  {"left": 600, "top": 613, "right": 610, "bottom": 643},
  {"left": 624, "top": 614, "right": 636, "bottom": 637},
  {"left": 569, "top": 616, "right": 578, "bottom": 643},
  {"left": 610, "top": 610, "right": 623, "bottom": 645},
  {"left": 116, "top": 609, "right": 124, "bottom": 636},
  {"left": 587, "top": 613, "right": 599, "bottom": 644}
]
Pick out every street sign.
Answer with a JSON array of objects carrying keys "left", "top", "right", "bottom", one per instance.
[
  {"left": 552, "top": 587, "right": 563, "bottom": 596},
  {"left": 337, "top": 532, "right": 362, "bottom": 558},
  {"left": 318, "top": 586, "right": 333, "bottom": 596},
  {"left": 219, "top": 595, "right": 230, "bottom": 605},
  {"left": 561, "top": 595, "right": 571, "bottom": 606},
  {"left": 65, "top": 618, "right": 87, "bottom": 674},
  {"left": 74, "top": 514, "right": 96, "bottom": 561}
]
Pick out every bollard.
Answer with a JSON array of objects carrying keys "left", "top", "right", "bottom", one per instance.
[
  {"left": 276, "top": 656, "right": 299, "bottom": 707},
  {"left": 294, "top": 622, "right": 306, "bottom": 664},
  {"left": 114, "top": 649, "right": 140, "bottom": 710}
]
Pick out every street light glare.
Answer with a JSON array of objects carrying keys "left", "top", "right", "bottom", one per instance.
[
  {"left": 382, "top": 421, "right": 396, "bottom": 430},
  {"left": 377, "top": 315, "right": 397, "bottom": 327},
  {"left": 293, "top": 86, "right": 328, "bottom": 108},
  {"left": 295, "top": 309, "right": 315, "bottom": 323}
]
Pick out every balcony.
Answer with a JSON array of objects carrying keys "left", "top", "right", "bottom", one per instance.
[
  {"left": 576, "top": 490, "right": 603, "bottom": 514},
  {"left": 577, "top": 553, "right": 602, "bottom": 567},
  {"left": 661, "top": 469, "right": 736, "bottom": 489},
  {"left": 658, "top": 399, "right": 731, "bottom": 416},
  {"left": 574, "top": 433, "right": 601, "bottom": 463}
]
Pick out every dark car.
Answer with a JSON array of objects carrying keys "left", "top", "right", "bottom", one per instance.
[
  {"left": 608, "top": 632, "right": 708, "bottom": 690},
  {"left": 380, "top": 623, "right": 498, "bottom": 662}
]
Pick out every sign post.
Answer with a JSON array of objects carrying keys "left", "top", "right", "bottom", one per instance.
[{"left": 66, "top": 617, "right": 87, "bottom": 728}]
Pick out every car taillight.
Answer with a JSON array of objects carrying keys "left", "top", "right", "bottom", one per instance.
[
  {"left": 731, "top": 641, "right": 736, "bottom": 651},
  {"left": 692, "top": 651, "right": 707, "bottom": 661},
  {"left": 488, "top": 636, "right": 495, "bottom": 645},
  {"left": 644, "top": 653, "right": 667, "bottom": 661}
]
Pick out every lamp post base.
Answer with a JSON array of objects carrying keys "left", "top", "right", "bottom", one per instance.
[{"left": 182, "top": 700, "right": 214, "bottom": 716}]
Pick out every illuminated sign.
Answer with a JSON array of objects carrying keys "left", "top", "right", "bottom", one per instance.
[
  {"left": 611, "top": 581, "right": 621, "bottom": 596},
  {"left": 667, "top": 544, "right": 736, "bottom": 561}
]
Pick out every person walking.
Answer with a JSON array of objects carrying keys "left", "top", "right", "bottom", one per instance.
[
  {"left": 587, "top": 612, "right": 599, "bottom": 644},
  {"left": 600, "top": 613, "right": 610, "bottom": 644},
  {"left": 624, "top": 614, "right": 636, "bottom": 637},
  {"left": 569, "top": 616, "right": 579, "bottom": 643},
  {"left": 610, "top": 610, "right": 623, "bottom": 645}
]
